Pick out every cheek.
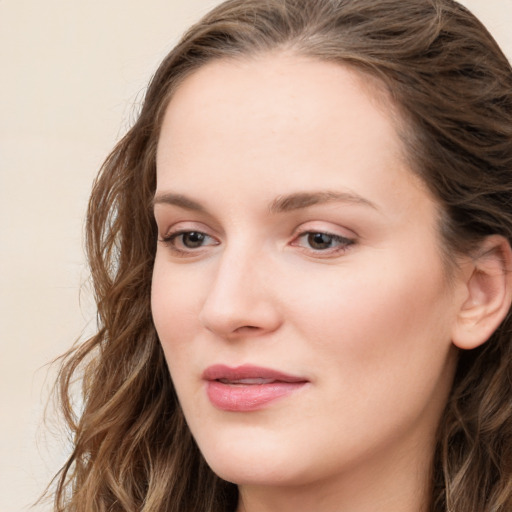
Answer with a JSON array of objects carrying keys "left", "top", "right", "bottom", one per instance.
[
  {"left": 151, "top": 259, "right": 201, "bottom": 363},
  {"left": 282, "top": 263, "right": 457, "bottom": 461},
  {"left": 287, "top": 248, "right": 456, "bottom": 389},
  {"left": 151, "top": 266, "right": 207, "bottom": 416}
]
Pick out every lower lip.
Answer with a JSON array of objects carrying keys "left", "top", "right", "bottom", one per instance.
[{"left": 206, "top": 380, "right": 306, "bottom": 412}]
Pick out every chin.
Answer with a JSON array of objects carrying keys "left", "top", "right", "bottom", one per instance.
[
  {"left": 194, "top": 428, "right": 310, "bottom": 486},
  {"left": 206, "top": 456, "right": 305, "bottom": 487}
]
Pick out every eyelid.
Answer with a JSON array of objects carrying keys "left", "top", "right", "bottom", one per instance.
[
  {"left": 157, "top": 219, "right": 217, "bottom": 239},
  {"left": 157, "top": 221, "right": 220, "bottom": 256},
  {"left": 291, "top": 220, "right": 357, "bottom": 241},
  {"left": 289, "top": 222, "right": 357, "bottom": 257},
  {"left": 160, "top": 229, "right": 217, "bottom": 244}
]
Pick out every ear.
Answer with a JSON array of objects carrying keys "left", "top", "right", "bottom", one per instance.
[{"left": 452, "top": 235, "right": 512, "bottom": 350}]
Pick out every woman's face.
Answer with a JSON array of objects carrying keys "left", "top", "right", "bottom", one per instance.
[{"left": 152, "top": 55, "right": 466, "bottom": 494}]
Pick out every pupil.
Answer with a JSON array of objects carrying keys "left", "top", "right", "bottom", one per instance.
[
  {"left": 183, "top": 232, "right": 205, "bottom": 248},
  {"left": 308, "top": 233, "right": 333, "bottom": 250}
]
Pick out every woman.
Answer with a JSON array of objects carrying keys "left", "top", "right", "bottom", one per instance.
[{"left": 51, "top": 0, "right": 512, "bottom": 511}]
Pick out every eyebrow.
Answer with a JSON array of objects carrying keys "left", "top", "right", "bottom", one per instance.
[
  {"left": 268, "top": 191, "right": 378, "bottom": 214},
  {"left": 152, "top": 193, "right": 206, "bottom": 212},
  {"left": 152, "top": 190, "right": 377, "bottom": 214}
]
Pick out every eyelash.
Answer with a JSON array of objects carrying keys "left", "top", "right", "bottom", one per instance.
[
  {"left": 159, "top": 230, "right": 218, "bottom": 255},
  {"left": 291, "top": 230, "right": 355, "bottom": 256},
  {"left": 158, "top": 229, "right": 355, "bottom": 257}
]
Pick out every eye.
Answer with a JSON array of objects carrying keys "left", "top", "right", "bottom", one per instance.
[
  {"left": 176, "top": 231, "right": 209, "bottom": 248},
  {"left": 159, "top": 230, "right": 218, "bottom": 253},
  {"left": 292, "top": 231, "right": 354, "bottom": 255},
  {"left": 305, "top": 232, "right": 339, "bottom": 250}
]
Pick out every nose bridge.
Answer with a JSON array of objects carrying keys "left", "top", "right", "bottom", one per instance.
[{"left": 199, "top": 238, "right": 280, "bottom": 336}]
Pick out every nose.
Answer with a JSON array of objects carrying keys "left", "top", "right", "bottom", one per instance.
[{"left": 199, "top": 246, "right": 282, "bottom": 338}]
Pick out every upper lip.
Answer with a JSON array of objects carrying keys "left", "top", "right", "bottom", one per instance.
[{"left": 202, "top": 364, "right": 307, "bottom": 383}]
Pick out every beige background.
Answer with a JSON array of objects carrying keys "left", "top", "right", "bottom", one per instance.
[{"left": 1, "top": 1, "right": 511, "bottom": 510}]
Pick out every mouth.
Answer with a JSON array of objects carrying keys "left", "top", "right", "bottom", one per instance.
[
  {"left": 218, "top": 378, "right": 278, "bottom": 385},
  {"left": 202, "top": 364, "right": 308, "bottom": 412}
]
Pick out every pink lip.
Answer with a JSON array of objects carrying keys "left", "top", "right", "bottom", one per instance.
[{"left": 202, "top": 364, "right": 308, "bottom": 412}]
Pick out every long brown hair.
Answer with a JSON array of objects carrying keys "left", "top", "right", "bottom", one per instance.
[{"left": 50, "top": 1, "right": 512, "bottom": 510}]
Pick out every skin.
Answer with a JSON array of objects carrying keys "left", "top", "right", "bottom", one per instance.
[{"left": 151, "top": 54, "right": 471, "bottom": 512}]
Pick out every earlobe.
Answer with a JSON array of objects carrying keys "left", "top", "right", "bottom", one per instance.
[{"left": 452, "top": 235, "right": 512, "bottom": 350}]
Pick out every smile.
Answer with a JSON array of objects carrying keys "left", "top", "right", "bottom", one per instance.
[{"left": 202, "top": 365, "right": 308, "bottom": 412}]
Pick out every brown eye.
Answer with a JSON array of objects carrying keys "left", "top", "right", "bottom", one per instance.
[
  {"left": 292, "top": 231, "right": 355, "bottom": 256},
  {"left": 180, "top": 231, "right": 207, "bottom": 248},
  {"left": 160, "top": 230, "right": 217, "bottom": 253},
  {"left": 307, "top": 232, "right": 337, "bottom": 250}
]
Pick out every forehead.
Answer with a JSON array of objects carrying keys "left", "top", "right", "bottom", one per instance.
[
  {"left": 156, "top": 53, "right": 430, "bottom": 216},
  {"left": 162, "top": 54, "right": 395, "bottom": 134}
]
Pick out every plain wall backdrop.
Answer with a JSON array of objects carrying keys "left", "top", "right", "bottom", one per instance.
[{"left": 1, "top": 1, "right": 511, "bottom": 510}]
